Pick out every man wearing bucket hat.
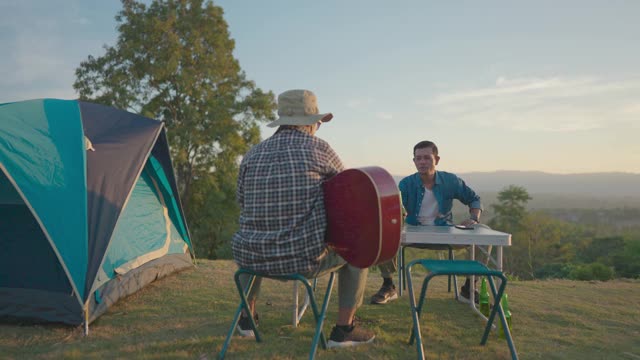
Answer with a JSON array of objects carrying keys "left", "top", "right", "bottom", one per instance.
[{"left": 232, "top": 89, "right": 375, "bottom": 348}]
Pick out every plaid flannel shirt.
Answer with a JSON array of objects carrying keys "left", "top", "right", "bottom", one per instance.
[{"left": 232, "top": 128, "right": 344, "bottom": 275}]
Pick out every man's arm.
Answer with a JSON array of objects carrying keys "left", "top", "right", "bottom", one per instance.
[
  {"left": 236, "top": 159, "right": 246, "bottom": 208},
  {"left": 455, "top": 176, "right": 483, "bottom": 226},
  {"left": 460, "top": 207, "right": 481, "bottom": 226},
  {"left": 322, "top": 143, "right": 345, "bottom": 177},
  {"left": 398, "top": 179, "right": 409, "bottom": 221},
  {"left": 399, "top": 176, "right": 421, "bottom": 225}
]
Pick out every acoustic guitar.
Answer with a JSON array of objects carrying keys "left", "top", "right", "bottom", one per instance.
[{"left": 323, "top": 166, "right": 402, "bottom": 268}]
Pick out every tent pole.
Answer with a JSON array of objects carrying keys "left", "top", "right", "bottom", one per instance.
[{"left": 84, "top": 304, "right": 89, "bottom": 336}]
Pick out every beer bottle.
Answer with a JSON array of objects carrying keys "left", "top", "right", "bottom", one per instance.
[
  {"left": 499, "top": 293, "right": 512, "bottom": 339},
  {"left": 479, "top": 277, "right": 491, "bottom": 317}
]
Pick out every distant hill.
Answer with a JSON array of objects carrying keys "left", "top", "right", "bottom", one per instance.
[{"left": 393, "top": 171, "right": 640, "bottom": 198}]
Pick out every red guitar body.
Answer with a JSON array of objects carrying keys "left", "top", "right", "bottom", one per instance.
[{"left": 323, "top": 166, "right": 402, "bottom": 268}]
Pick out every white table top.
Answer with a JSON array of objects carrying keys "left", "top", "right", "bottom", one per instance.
[{"left": 402, "top": 225, "right": 512, "bottom": 246}]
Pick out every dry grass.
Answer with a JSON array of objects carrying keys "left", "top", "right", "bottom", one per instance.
[{"left": 1, "top": 258, "right": 639, "bottom": 359}]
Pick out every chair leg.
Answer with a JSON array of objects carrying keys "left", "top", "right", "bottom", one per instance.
[
  {"left": 406, "top": 263, "right": 421, "bottom": 350},
  {"left": 295, "top": 277, "right": 319, "bottom": 327},
  {"left": 219, "top": 273, "right": 259, "bottom": 360},
  {"left": 447, "top": 247, "right": 453, "bottom": 293},
  {"left": 218, "top": 302, "right": 243, "bottom": 360},
  {"left": 449, "top": 249, "right": 459, "bottom": 300},
  {"left": 306, "top": 272, "right": 335, "bottom": 360},
  {"left": 220, "top": 271, "right": 337, "bottom": 360},
  {"left": 236, "top": 272, "right": 261, "bottom": 341},
  {"left": 400, "top": 246, "right": 407, "bottom": 295},
  {"left": 410, "top": 272, "right": 433, "bottom": 344},
  {"left": 481, "top": 276, "right": 518, "bottom": 360},
  {"left": 407, "top": 263, "right": 434, "bottom": 360}
]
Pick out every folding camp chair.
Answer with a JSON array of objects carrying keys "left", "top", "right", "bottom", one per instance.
[
  {"left": 406, "top": 259, "right": 518, "bottom": 360},
  {"left": 398, "top": 244, "right": 460, "bottom": 297},
  {"left": 218, "top": 268, "right": 335, "bottom": 360}
]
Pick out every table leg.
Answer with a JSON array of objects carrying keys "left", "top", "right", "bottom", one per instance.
[
  {"left": 467, "top": 246, "right": 503, "bottom": 330},
  {"left": 293, "top": 282, "right": 298, "bottom": 327},
  {"left": 470, "top": 245, "right": 476, "bottom": 306},
  {"left": 398, "top": 246, "right": 405, "bottom": 297},
  {"left": 496, "top": 246, "right": 504, "bottom": 290},
  {"left": 466, "top": 246, "right": 496, "bottom": 329}
]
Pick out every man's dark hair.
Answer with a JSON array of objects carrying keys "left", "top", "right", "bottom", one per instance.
[{"left": 413, "top": 141, "right": 438, "bottom": 156}]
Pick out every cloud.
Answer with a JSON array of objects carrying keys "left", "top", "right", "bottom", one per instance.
[
  {"left": 431, "top": 76, "right": 574, "bottom": 105},
  {"left": 345, "top": 98, "right": 392, "bottom": 121},
  {"left": 1, "top": 84, "right": 77, "bottom": 103},
  {"left": 1, "top": 3, "right": 67, "bottom": 87},
  {"left": 73, "top": 17, "right": 91, "bottom": 25},
  {"left": 375, "top": 112, "right": 393, "bottom": 120},
  {"left": 346, "top": 98, "right": 373, "bottom": 109},
  {"left": 3, "top": 30, "right": 71, "bottom": 87},
  {"left": 622, "top": 103, "right": 640, "bottom": 115},
  {"left": 422, "top": 76, "right": 640, "bottom": 132},
  {"left": 0, "top": 1, "right": 97, "bottom": 102}
]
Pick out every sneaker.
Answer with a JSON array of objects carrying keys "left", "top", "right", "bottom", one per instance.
[
  {"left": 460, "top": 288, "right": 480, "bottom": 304},
  {"left": 237, "top": 312, "right": 259, "bottom": 337},
  {"left": 327, "top": 324, "right": 375, "bottom": 348},
  {"left": 370, "top": 284, "right": 398, "bottom": 304},
  {"left": 460, "top": 281, "right": 479, "bottom": 304}
]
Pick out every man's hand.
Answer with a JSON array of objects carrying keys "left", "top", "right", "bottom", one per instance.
[{"left": 466, "top": 208, "right": 481, "bottom": 226}]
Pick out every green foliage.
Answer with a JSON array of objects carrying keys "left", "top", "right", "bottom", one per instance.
[
  {"left": 611, "top": 238, "right": 640, "bottom": 278},
  {"left": 569, "top": 262, "right": 615, "bottom": 281},
  {"left": 486, "top": 185, "right": 639, "bottom": 281},
  {"left": 188, "top": 169, "right": 239, "bottom": 259},
  {"left": 505, "top": 211, "right": 577, "bottom": 279},
  {"left": 574, "top": 236, "right": 640, "bottom": 279},
  {"left": 489, "top": 185, "right": 539, "bottom": 279},
  {"left": 472, "top": 186, "right": 640, "bottom": 280},
  {"left": 505, "top": 217, "right": 640, "bottom": 280},
  {"left": 577, "top": 236, "right": 625, "bottom": 265},
  {"left": 488, "top": 185, "right": 532, "bottom": 233},
  {"left": 74, "top": 0, "right": 277, "bottom": 258},
  {"left": 534, "top": 263, "right": 576, "bottom": 279},
  {"left": 545, "top": 207, "right": 640, "bottom": 230}
]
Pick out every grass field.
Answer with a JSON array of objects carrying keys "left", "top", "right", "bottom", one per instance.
[{"left": 1, "top": 258, "right": 639, "bottom": 359}]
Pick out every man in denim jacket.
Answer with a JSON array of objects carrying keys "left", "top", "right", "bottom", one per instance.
[{"left": 370, "top": 140, "right": 483, "bottom": 304}]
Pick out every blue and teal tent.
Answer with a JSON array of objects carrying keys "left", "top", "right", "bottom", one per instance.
[{"left": 0, "top": 99, "right": 193, "bottom": 331}]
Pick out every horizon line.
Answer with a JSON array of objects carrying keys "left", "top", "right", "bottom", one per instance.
[{"left": 391, "top": 170, "right": 640, "bottom": 177}]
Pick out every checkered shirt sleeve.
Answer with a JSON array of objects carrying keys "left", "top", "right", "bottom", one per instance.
[{"left": 232, "top": 129, "right": 344, "bottom": 275}]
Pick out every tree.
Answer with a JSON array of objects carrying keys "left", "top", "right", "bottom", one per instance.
[
  {"left": 612, "top": 237, "right": 640, "bottom": 278},
  {"left": 578, "top": 236, "right": 625, "bottom": 265},
  {"left": 488, "top": 185, "right": 532, "bottom": 233},
  {"left": 489, "top": 185, "right": 533, "bottom": 277},
  {"left": 514, "top": 212, "right": 574, "bottom": 279},
  {"left": 74, "top": 0, "right": 277, "bottom": 258}
]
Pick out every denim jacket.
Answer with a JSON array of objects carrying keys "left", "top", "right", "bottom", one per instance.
[{"left": 398, "top": 171, "right": 482, "bottom": 226}]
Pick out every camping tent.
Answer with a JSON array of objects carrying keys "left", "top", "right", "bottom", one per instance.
[{"left": 0, "top": 99, "right": 194, "bottom": 332}]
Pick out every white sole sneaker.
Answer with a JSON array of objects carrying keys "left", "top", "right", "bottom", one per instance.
[
  {"left": 236, "top": 325, "right": 255, "bottom": 338},
  {"left": 327, "top": 336, "right": 375, "bottom": 348},
  {"left": 371, "top": 292, "right": 398, "bottom": 304}
]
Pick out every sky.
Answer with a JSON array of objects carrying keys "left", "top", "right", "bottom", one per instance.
[{"left": 1, "top": 0, "right": 639, "bottom": 176}]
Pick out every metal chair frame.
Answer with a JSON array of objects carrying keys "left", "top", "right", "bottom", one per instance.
[
  {"left": 398, "top": 244, "right": 459, "bottom": 297},
  {"left": 218, "top": 269, "right": 335, "bottom": 360},
  {"left": 406, "top": 259, "right": 518, "bottom": 360}
]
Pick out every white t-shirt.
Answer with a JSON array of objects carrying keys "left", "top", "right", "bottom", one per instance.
[{"left": 417, "top": 187, "right": 439, "bottom": 225}]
